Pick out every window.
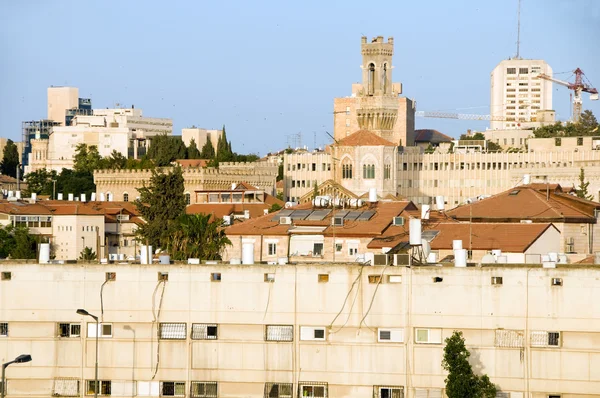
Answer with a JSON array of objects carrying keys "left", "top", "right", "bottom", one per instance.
[
  {"left": 491, "top": 276, "right": 503, "bottom": 285},
  {"left": 53, "top": 379, "right": 80, "bottom": 397},
  {"left": 388, "top": 275, "right": 402, "bottom": 283},
  {"left": 318, "top": 274, "right": 329, "bottom": 283},
  {"left": 86, "top": 381, "right": 111, "bottom": 396},
  {"left": 190, "top": 382, "right": 217, "bottom": 398},
  {"left": 312, "top": 163, "right": 316, "bottom": 171},
  {"left": 313, "top": 243, "right": 323, "bottom": 256},
  {"left": 0, "top": 322, "right": 7, "bottom": 337},
  {"left": 158, "top": 272, "right": 169, "bottom": 281},
  {"left": 265, "top": 325, "right": 293, "bottom": 342},
  {"left": 160, "top": 382, "right": 185, "bottom": 397},
  {"left": 58, "top": 323, "right": 81, "bottom": 338},
  {"left": 159, "top": 323, "right": 186, "bottom": 339},
  {"left": 519, "top": 67, "right": 528, "bottom": 74},
  {"left": 415, "top": 328, "right": 442, "bottom": 344},
  {"left": 345, "top": 106, "right": 350, "bottom": 115},
  {"left": 378, "top": 328, "right": 404, "bottom": 343},
  {"left": 211, "top": 273, "right": 221, "bottom": 282},
  {"left": 494, "top": 329, "right": 524, "bottom": 348},
  {"left": 363, "top": 164, "right": 375, "bottom": 179},
  {"left": 264, "top": 273, "right": 275, "bottom": 282},
  {"left": 106, "top": 272, "right": 116, "bottom": 282},
  {"left": 433, "top": 277, "right": 443, "bottom": 283},
  {"left": 185, "top": 193, "right": 191, "bottom": 205},
  {"left": 555, "top": 137, "right": 561, "bottom": 146},
  {"left": 264, "top": 383, "right": 292, "bottom": 398},
  {"left": 268, "top": 243, "right": 277, "bottom": 256},
  {"left": 342, "top": 163, "right": 353, "bottom": 179},
  {"left": 374, "top": 386, "right": 404, "bottom": 398},
  {"left": 300, "top": 326, "right": 326, "bottom": 341},
  {"left": 335, "top": 243, "right": 342, "bottom": 252},
  {"left": 191, "top": 324, "right": 218, "bottom": 340},
  {"left": 137, "top": 382, "right": 159, "bottom": 397},
  {"left": 368, "top": 275, "right": 382, "bottom": 284},
  {"left": 551, "top": 278, "right": 563, "bottom": 286},
  {"left": 87, "top": 323, "right": 113, "bottom": 338},
  {"left": 384, "top": 164, "right": 391, "bottom": 179},
  {"left": 506, "top": 68, "right": 516, "bottom": 74},
  {"left": 348, "top": 242, "right": 359, "bottom": 256},
  {"left": 123, "top": 193, "right": 129, "bottom": 202},
  {"left": 298, "top": 382, "right": 327, "bottom": 398},
  {"left": 531, "top": 331, "right": 561, "bottom": 347},
  {"left": 345, "top": 119, "right": 350, "bottom": 127},
  {"left": 1, "top": 272, "right": 11, "bottom": 281}
]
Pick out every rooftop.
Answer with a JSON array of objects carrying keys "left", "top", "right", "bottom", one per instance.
[{"left": 336, "top": 130, "right": 396, "bottom": 147}]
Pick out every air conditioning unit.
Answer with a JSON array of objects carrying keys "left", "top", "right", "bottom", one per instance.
[
  {"left": 373, "top": 254, "right": 391, "bottom": 266},
  {"left": 280, "top": 216, "right": 292, "bottom": 225},
  {"left": 332, "top": 217, "right": 344, "bottom": 226},
  {"left": 393, "top": 216, "right": 404, "bottom": 226},
  {"left": 520, "top": 219, "right": 532, "bottom": 224},
  {"left": 393, "top": 254, "right": 410, "bottom": 266}
]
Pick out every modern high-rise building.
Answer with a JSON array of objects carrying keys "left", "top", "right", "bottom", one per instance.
[{"left": 490, "top": 59, "right": 553, "bottom": 130}]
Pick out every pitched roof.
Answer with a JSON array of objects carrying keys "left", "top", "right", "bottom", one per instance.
[
  {"left": 0, "top": 201, "right": 53, "bottom": 215},
  {"left": 174, "top": 159, "right": 210, "bottom": 168},
  {"left": 186, "top": 203, "right": 273, "bottom": 220},
  {"left": 414, "top": 129, "right": 453, "bottom": 144},
  {"left": 446, "top": 186, "right": 598, "bottom": 223},
  {"left": 429, "top": 223, "right": 557, "bottom": 252},
  {"left": 336, "top": 130, "right": 396, "bottom": 147}
]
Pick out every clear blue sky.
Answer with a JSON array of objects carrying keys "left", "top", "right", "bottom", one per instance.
[{"left": 1, "top": 0, "right": 599, "bottom": 155}]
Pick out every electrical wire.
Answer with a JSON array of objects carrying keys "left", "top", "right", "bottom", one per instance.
[
  {"left": 151, "top": 280, "right": 166, "bottom": 380},
  {"left": 100, "top": 280, "right": 108, "bottom": 323},
  {"left": 327, "top": 265, "right": 364, "bottom": 330},
  {"left": 359, "top": 263, "right": 389, "bottom": 331}
]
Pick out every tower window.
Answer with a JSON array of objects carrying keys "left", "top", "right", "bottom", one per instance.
[
  {"left": 368, "top": 63, "right": 375, "bottom": 95},
  {"left": 382, "top": 63, "right": 388, "bottom": 94},
  {"left": 363, "top": 164, "right": 375, "bottom": 179}
]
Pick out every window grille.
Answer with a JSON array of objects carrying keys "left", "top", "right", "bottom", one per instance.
[
  {"left": 160, "top": 382, "right": 185, "bottom": 397},
  {"left": 58, "top": 323, "right": 81, "bottom": 338},
  {"left": 86, "top": 381, "right": 111, "bottom": 396},
  {"left": 191, "top": 324, "right": 218, "bottom": 340},
  {"left": 494, "top": 329, "right": 524, "bottom": 348},
  {"left": 265, "top": 325, "right": 293, "bottom": 342},
  {"left": 531, "top": 331, "right": 561, "bottom": 347},
  {"left": 298, "top": 382, "right": 327, "bottom": 398},
  {"left": 374, "top": 386, "right": 404, "bottom": 398},
  {"left": 0, "top": 322, "right": 8, "bottom": 337},
  {"left": 190, "top": 382, "right": 217, "bottom": 398},
  {"left": 264, "top": 383, "right": 292, "bottom": 398},
  {"left": 159, "top": 323, "right": 186, "bottom": 340},
  {"left": 53, "top": 378, "right": 80, "bottom": 397}
]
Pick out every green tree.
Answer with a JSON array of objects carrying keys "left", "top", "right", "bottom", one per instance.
[
  {"left": 277, "top": 163, "right": 283, "bottom": 181},
  {"left": 576, "top": 167, "right": 594, "bottom": 200},
  {"left": 147, "top": 134, "right": 188, "bottom": 166},
  {"left": 187, "top": 138, "right": 202, "bottom": 159},
  {"left": 24, "top": 169, "right": 58, "bottom": 197},
  {"left": 200, "top": 139, "right": 215, "bottom": 159},
  {"left": 73, "top": 144, "right": 104, "bottom": 174},
  {"left": 0, "top": 139, "right": 20, "bottom": 178},
  {"left": 104, "top": 150, "right": 127, "bottom": 170},
  {"left": 135, "top": 167, "right": 187, "bottom": 249},
  {"left": 0, "top": 226, "right": 16, "bottom": 258},
  {"left": 578, "top": 110, "right": 599, "bottom": 135},
  {"left": 79, "top": 247, "right": 97, "bottom": 261},
  {"left": 459, "top": 132, "right": 501, "bottom": 152},
  {"left": 57, "top": 169, "right": 97, "bottom": 198},
  {"left": 216, "top": 125, "right": 234, "bottom": 162},
  {"left": 442, "top": 331, "right": 496, "bottom": 398},
  {"left": 268, "top": 203, "right": 282, "bottom": 213},
  {"left": 125, "top": 156, "right": 156, "bottom": 170},
  {"left": 169, "top": 213, "right": 231, "bottom": 260}
]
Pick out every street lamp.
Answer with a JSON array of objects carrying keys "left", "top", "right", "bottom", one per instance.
[
  {"left": 77, "top": 309, "right": 99, "bottom": 398},
  {"left": 1, "top": 354, "right": 32, "bottom": 398}
]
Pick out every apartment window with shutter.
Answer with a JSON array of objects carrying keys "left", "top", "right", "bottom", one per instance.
[
  {"left": 494, "top": 329, "right": 524, "bottom": 348},
  {"left": 378, "top": 328, "right": 404, "bottom": 343},
  {"left": 160, "top": 382, "right": 185, "bottom": 397},
  {"left": 268, "top": 243, "right": 277, "bottom": 256},
  {"left": 0, "top": 323, "right": 8, "bottom": 337},
  {"left": 87, "top": 323, "right": 112, "bottom": 338},
  {"left": 190, "top": 382, "right": 217, "bottom": 398},
  {"left": 86, "top": 381, "right": 111, "bottom": 396},
  {"left": 265, "top": 325, "right": 293, "bottom": 341},
  {"left": 191, "top": 324, "right": 218, "bottom": 340},
  {"left": 415, "top": 328, "right": 442, "bottom": 344},
  {"left": 374, "top": 386, "right": 404, "bottom": 398},
  {"left": 318, "top": 274, "right": 329, "bottom": 283},
  {"left": 300, "top": 326, "right": 326, "bottom": 341},
  {"left": 53, "top": 378, "right": 80, "bottom": 397},
  {"left": 531, "top": 331, "right": 561, "bottom": 347},
  {"left": 298, "top": 382, "right": 327, "bottom": 398},
  {"left": 159, "top": 323, "right": 186, "bottom": 340},
  {"left": 264, "top": 383, "right": 292, "bottom": 398},
  {"left": 58, "top": 323, "right": 81, "bottom": 337}
]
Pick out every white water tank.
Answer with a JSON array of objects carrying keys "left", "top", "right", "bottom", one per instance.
[
  {"left": 454, "top": 249, "right": 467, "bottom": 267},
  {"left": 140, "top": 245, "right": 148, "bottom": 264},
  {"left": 57, "top": 193, "right": 63, "bottom": 200},
  {"left": 278, "top": 257, "right": 289, "bottom": 265},
  {"left": 435, "top": 196, "right": 445, "bottom": 211},
  {"left": 91, "top": 193, "right": 96, "bottom": 201},
  {"left": 421, "top": 239, "right": 431, "bottom": 257},
  {"left": 31, "top": 193, "right": 37, "bottom": 202},
  {"left": 159, "top": 255, "right": 170, "bottom": 265},
  {"left": 409, "top": 218, "right": 422, "bottom": 245},
  {"left": 523, "top": 174, "right": 531, "bottom": 185},
  {"left": 452, "top": 240, "right": 463, "bottom": 250},
  {"left": 242, "top": 242, "right": 254, "bottom": 264},
  {"left": 231, "top": 183, "right": 236, "bottom": 190},
  {"left": 244, "top": 210, "right": 250, "bottom": 219},
  {"left": 368, "top": 188, "right": 377, "bottom": 202},
  {"left": 491, "top": 249, "right": 502, "bottom": 257},
  {"left": 223, "top": 215, "right": 231, "bottom": 225},
  {"left": 421, "top": 204, "right": 430, "bottom": 220},
  {"left": 81, "top": 193, "right": 86, "bottom": 202},
  {"left": 7, "top": 191, "right": 13, "bottom": 198},
  {"left": 548, "top": 252, "right": 558, "bottom": 262},
  {"left": 39, "top": 243, "right": 50, "bottom": 264},
  {"left": 15, "top": 191, "right": 21, "bottom": 199},
  {"left": 427, "top": 252, "right": 438, "bottom": 263},
  {"left": 68, "top": 193, "right": 74, "bottom": 201}
]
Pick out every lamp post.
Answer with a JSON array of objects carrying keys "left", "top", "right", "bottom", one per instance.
[
  {"left": 77, "top": 309, "right": 98, "bottom": 398},
  {"left": 1, "top": 354, "right": 32, "bottom": 398}
]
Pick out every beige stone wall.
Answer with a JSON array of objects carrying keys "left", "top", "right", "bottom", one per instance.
[
  {"left": 2, "top": 263, "right": 600, "bottom": 397},
  {"left": 181, "top": 128, "right": 222, "bottom": 151},
  {"left": 51, "top": 215, "right": 106, "bottom": 260},
  {"left": 482, "top": 129, "right": 534, "bottom": 149},
  {"left": 47, "top": 87, "right": 78, "bottom": 125},
  {"left": 283, "top": 152, "right": 333, "bottom": 202}
]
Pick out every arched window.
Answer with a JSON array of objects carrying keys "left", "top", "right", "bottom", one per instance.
[
  {"left": 342, "top": 163, "right": 353, "bottom": 179},
  {"left": 368, "top": 63, "right": 375, "bottom": 95},
  {"left": 382, "top": 63, "right": 388, "bottom": 94},
  {"left": 123, "top": 193, "right": 129, "bottom": 202},
  {"left": 185, "top": 193, "right": 191, "bottom": 205},
  {"left": 384, "top": 164, "right": 391, "bottom": 180},
  {"left": 363, "top": 164, "right": 375, "bottom": 179}
]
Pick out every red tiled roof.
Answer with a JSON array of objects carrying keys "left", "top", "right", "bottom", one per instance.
[
  {"left": 414, "top": 129, "right": 453, "bottom": 144},
  {"left": 336, "top": 130, "right": 396, "bottom": 147},
  {"left": 0, "top": 201, "right": 53, "bottom": 215},
  {"left": 174, "top": 159, "right": 210, "bottom": 168},
  {"left": 186, "top": 203, "right": 274, "bottom": 220}
]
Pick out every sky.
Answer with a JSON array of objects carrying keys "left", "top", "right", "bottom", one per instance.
[{"left": 1, "top": 0, "right": 599, "bottom": 156}]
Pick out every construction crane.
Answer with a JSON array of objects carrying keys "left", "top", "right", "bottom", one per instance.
[
  {"left": 415, "top": 111, "right": 530, "bottom": 123},
  {"left": 535, "top": 68, "right": 598, "bottom": 122}
]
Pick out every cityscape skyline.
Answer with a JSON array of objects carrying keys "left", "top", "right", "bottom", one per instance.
[{"left": 1, "top": 0, "right": 599, "bottom": 156}]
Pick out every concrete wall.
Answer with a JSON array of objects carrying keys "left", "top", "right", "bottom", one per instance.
[
  {"left": 1, "top": 263, "right": 600, "bottom": 397},
  {"left": 47, "top": 87, "right": 79, "bottom": 125},
  {"left": 283, "top": 151, "right": 333, "bottom": 202}
]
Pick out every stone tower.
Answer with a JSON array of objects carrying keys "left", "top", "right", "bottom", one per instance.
[{"left": 333, "top": 36, "right": 415, "bottom": 146}]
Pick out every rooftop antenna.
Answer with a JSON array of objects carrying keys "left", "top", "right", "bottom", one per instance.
[{"left": 516, "top": 0, "right": 521, "bottom": 59}]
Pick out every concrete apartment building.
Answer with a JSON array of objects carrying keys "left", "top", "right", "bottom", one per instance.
[
  {"left": 490, "top": 59, "right": 553, "bottom": 130},
  {"left": 181, "top": 128, "right": 223, "bottom": 153},
  {"left": 2, "top": 262, "right": 600, "bottom": 397},
  {"left": 283, "top": 150, "right": 333, "bottom": 202}
]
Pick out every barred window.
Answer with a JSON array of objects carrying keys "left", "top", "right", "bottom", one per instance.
[
  {"left": 265, "top": 325, "right": 293, "bottom": 342},
  {"left": 58, "top": 323, "right": 81, "bottom": 338},
  {"left": 190, "top": 382, "right": 217, "bottom": 398},
  {"left": 494, "top": 329, "right": 524, "bottom": 348},
  {"left": 191, "top": 324, "right": 218, "bottom": 340},
  {"left": 264, "top": 383, "right": 292, "bottom": 398},
  {"left": 0, "top": 322, "right": 7, "bottom": 337},
  {"left": 298, "top": 382, "right": 327, "bottom": 398},
  {"left": 531, "top": 331, "right": 561, "bottom": 347},
  {"left": 159, "top": 323, "right": 186, "bottom": 340},
  {"left": 160, "top": 382, "right": 185, "bottom": 397},
  {"left": 53, "top": 378, "right": 80, "bottom": 397},
  {"left": 86, "top": 380, "right": 111, "bottom": 396},
  {"left": 375, "top": 385, "right": 404, "bottom": 398}
]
